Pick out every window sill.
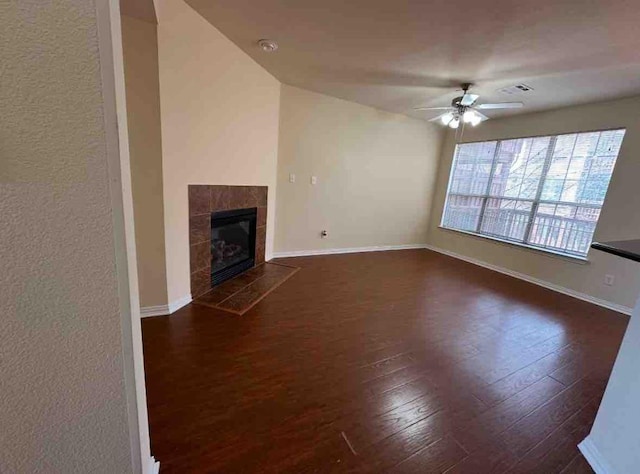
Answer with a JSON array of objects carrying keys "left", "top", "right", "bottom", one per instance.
[{"left": 437, "top": 226, "right": 591, "bottom": 265}]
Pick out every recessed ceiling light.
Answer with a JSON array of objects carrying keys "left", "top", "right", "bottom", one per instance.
[{"left": 257, "top": 39, "right": 278, "bottom": 53}]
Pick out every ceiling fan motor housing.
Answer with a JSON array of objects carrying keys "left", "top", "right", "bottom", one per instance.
[{"left": 451, "top": 96, "right": 465, "bottom": 108}]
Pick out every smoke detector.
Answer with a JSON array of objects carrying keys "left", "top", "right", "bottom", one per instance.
[{"left": 257, "top": 39, "right": 278, "bottom": 53}]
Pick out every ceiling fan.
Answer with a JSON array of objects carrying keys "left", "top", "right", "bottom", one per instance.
[{"left": 413, "top": 83, "right": 523, "bottom": 128}]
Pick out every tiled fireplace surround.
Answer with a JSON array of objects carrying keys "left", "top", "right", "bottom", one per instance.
[{"left": 188, "top": 185, "right": 268, "bottom": 298}]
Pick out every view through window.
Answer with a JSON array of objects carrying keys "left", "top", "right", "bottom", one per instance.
[{"left": 441, "top": 129, "right": 625, "bottom": 258}]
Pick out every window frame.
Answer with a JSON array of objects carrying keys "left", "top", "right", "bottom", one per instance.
[{"left": 439, "top": 128, "right": 626, "bottom": 261}]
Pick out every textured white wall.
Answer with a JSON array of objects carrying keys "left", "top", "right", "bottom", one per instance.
[
  {"left": 1, "top": 1, "right": 135, "bottom": 472},
  {"left": 585, "top": 295, "right": 640, "bottom": 473}
]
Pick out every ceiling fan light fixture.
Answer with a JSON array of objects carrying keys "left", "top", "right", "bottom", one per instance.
[
  {"left": 440, "top": 112, "right": 454, "bottom": 125},
  {"left": 462, "top": 110, "right": 477, "bottom": 123},
  {"left": 448, "top": 117, "right": 460, "bottom": 129},
  {"left": 462, "top": 109, "right": 483, "bottom": 127}
]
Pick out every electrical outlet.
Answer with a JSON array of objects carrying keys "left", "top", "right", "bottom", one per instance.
[
  {"left": 604, "top": 274, "right": 615, "bottom": 286},
  {"left": 289, "top": 173, "right": 296, "bottom": 183},
  {"left": 311, "top": 176, "right": 317, "bottom": 185}
]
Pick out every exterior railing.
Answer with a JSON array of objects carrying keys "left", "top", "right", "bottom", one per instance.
[{"left": 443, "top": 206, "right": 596, "bottom": 256}]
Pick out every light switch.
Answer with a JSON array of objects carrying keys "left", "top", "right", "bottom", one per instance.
[
  {"left": 311, "top": 176, "right": 317, "bottom": 185},
  {"left": 289, "top": 173, "right": 296, "bottom": 183}
]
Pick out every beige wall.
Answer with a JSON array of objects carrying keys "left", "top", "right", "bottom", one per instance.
[
  {"left": 1, "top": 0, "right": 136, "bottom": 471},
  {"left": 275, "top": 85, "right": 443, "bottom": 253},
  {"left": 157, "top": 0, "right": 281, "bottom": 303},
  {"left": 122, "top": 14, "right": 168, "bottom": 308},
  {"left": 428, "top": 96, "right": 640, "bottom": 310}
]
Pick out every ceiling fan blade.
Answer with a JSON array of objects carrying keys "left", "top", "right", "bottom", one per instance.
[
  {"left": 428, "top": 113, "right": 449, "bottom": 122},
  {"left": 477, "top": 102, "right": 523, "bottom": 110},
  {"left": 474, "top": 110, "right": 490, "bottom": 121},
  {"left": 460, "top": 93, "right": 479, "bottom": 106},
  {"left": 413, "top": 106, "right": 453, "bottom": 111}
]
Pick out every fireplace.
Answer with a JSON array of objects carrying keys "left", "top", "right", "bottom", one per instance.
[
  {"left": 189, "top": 184, "right": 267, "bottom": 298},
  {"left": 211, "top": 207, "right": 257, "bottom": 286}
]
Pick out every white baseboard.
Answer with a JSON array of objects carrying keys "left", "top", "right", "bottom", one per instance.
[
  {"left": 144, "top": 456, "right": 160, "bottom": 474},
  {"left": 579, "top": 436, "right": 617, "bottom": 474},
  {"left": 168, "top": 294, "right": 192, "bottom": 313},
  {"left": 272, "top": 244, "right": 429, "bottom": 258},
  {"left": 423, "top": 244, "right": 632, "bottom": 316},
  {"left": 140, "top": 304, "right": 169, "bottom": 318},
  {"left": 140, "top": 294, "right": 192, "bottom": 318}
]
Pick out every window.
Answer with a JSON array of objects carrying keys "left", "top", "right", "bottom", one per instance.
[{"left": 441, "top": 129, "right": 625, "bottom": 258}]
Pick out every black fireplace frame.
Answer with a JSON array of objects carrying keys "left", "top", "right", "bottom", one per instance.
[{"left": 210, "top": 207, "right": 257, "bottom": 286}]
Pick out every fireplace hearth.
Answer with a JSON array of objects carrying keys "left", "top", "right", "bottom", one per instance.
[{"left": 211, "top": 207, "right": 256, "bottom": 286}]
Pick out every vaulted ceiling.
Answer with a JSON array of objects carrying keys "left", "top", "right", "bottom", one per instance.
[{"left": 187, "top": 0, "right": 640, "bottom": 120}]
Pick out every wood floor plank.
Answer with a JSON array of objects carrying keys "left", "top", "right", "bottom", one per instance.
[
  {"left": 506, "top": 399, "right": 599, "bottom": 473},
  {"left": 549, "top": 359, "right": 594, "bottom": 387},
  {"left": 341, "top": 392, "right": 445, "bottom": 450},
  {"left": 141, "top": 250, "right": 627, "bottom": 473},
  {"left": 351, "top": 410, "right": 454, "bottom": 473},
  {"left": 498, "top": 378, "right": 601, "bottom": 458},
  {"left": 443, "top": 438, "right": 519, "bottom": 474},
  {"left": 389, "top": 436, "right": 467, "bottom": 474},
  {"left": 559, "top": 454, "right": 595, "bottom": 474},
  {"left": 359, "top": 353, "right": 418, "bottom": 381},
  {"left": 452, "top": 376, "right": 566, "bottom": 453},
  {"left": 478, "top": 347, "right": 579, "bottom": 406},
  {"left": 479, "top": 333, "right": 575, "bottom": 385}
]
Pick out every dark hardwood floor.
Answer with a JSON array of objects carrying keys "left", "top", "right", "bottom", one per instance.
[{"left": 142, "top": 249, "right": 628, "bottom": 473}]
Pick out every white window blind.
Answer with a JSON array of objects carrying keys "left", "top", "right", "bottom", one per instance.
[{"left": 441, "top": 129, "right": 625, "bottom": 258}]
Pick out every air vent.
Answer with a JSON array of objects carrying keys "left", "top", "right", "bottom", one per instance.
[{"left": 498, "top": 84, "right": 534, "bottom": 95}]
